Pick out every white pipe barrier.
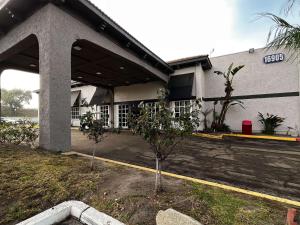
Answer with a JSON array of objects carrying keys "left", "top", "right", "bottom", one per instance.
[{"left": 17, "top": 201, "right": 124, "bottom": 225}]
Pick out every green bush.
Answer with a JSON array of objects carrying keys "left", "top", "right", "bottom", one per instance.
[
  {"left": 0, "top": 121, "right": 38, "bottom": 147},
  {"left": 258, "top": 112, "right": 285, "bottom": 135}
]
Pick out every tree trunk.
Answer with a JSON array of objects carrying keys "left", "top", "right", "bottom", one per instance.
[
  {"left": 91, "top": 149, "right": 95, "bottom": 171},
  {"left": 155, "top": 157, "right": 162, "bottom": 193}
]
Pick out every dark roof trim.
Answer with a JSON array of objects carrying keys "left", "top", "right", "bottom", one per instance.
[
  {"left": 168, "top": 55, "right": 212, "bottom": 71},
  {"left": 203, "top": 92, "right": 300, "bottom": 102}
]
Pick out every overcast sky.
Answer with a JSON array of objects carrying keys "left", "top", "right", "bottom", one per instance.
[{"left": 2, "top": 0, "right": 300, "bottom": 109}]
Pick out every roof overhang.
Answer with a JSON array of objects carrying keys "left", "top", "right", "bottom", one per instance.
[
  {"left": 168, "top": 55, "right": 212, "bottom": 71},
  {"left": 71, "top": 90, "right": 81, "bottom": 107},
  {"left": 0, "top": 0, "right": 173, "bottom": 75}
]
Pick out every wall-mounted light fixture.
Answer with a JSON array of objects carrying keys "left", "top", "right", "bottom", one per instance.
[
  {"left": 249, "top": 48, "right": 255, "bottom": 54},
  {"left": 73, "top": 45, "right": 82, "bottom": 51}
]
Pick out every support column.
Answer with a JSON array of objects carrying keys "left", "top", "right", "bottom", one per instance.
[{"left": 38, "top": 35, "right": 72, "bottom": 152}]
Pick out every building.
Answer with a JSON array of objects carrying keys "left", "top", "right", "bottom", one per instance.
[
  {"left": 71, "top": 47, "right": 300, "bottom": 134},
  {"left": 1, "top": 1, "right": 299, "bottom": 151}
]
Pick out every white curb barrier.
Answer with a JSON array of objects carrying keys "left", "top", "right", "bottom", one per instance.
[{"left": 17, "top": 201, "right": 124, "bottom": 225}]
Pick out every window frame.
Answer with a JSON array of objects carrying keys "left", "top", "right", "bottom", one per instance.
[
  {"left": 99, "top": 105, "right": 110, "bottom": 127},
  {"left": 71, "top": 107, "right": 80, "bottom": 120},
  {"left": 118, "top": 104, "right": 129, "bottom": 128},
  {"left": 145, "top": 102, "right": 159, "bottom": 118},
  {"left": 174, "top": 100, "right": 191, "bottom": 118}
]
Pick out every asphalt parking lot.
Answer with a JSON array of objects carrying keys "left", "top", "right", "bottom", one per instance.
[{"left": 71, "top": 129, "right": 300, "bottom": 201}]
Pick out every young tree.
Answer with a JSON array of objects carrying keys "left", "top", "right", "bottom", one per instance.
[
  {"left": 213, "top": 63, "right": 245, "bottom": 131},
  {"left": 80, "top": 111, "right": 107, "bottom": 170},
  {"left": 2, "top": 89, "right": 32, "bottom": 115},
  {"left": 129, "top": 89, "right": 201, "bottom": 193},
  {"left": 200, "top": 108, "right": 213, "bottom": 132}
]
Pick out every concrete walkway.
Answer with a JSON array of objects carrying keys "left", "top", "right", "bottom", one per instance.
[{"left": 71, "top": 130, "right": 300, "bottom": 201}]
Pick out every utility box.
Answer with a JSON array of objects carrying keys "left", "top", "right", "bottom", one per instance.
[{"left": 242, "top": 120, "right": 252, "bottom": 135}]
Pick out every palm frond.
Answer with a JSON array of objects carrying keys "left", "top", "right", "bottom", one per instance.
[
  {"left": 260, "top": 13, "right": 300, "bottom": 61},
  {"left": 231, "top": 65, "right": 245, "bottom": 76},
  {"left": 283, "top": 0, "right": 297, "bottom": 15}
]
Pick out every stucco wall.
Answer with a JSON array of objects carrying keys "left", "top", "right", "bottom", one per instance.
[
  {"left": 205, "top": 97, "right": 299, "bottom": 133},
  {"left": 205, "top": 48, "right": 299, "bottom": 97},
  {"left": 203, "top": 48, "right": 300, "bottom": 132},
  {"left": 114, "top": 81, "right": 165, "bottom": 102}
]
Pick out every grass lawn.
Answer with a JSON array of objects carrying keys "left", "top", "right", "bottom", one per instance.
[{"left": 0, "top": 145, "right": 290, "bottom": 225}]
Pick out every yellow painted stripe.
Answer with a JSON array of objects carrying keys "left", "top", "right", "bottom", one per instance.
[
  {"left": 192, "top": 133, "right": 223, "bottom": 140},
  {"left": 224, "top": 134, "right": 297, "bottom": 142},
  {"left": 64, "top": 151, "right": 300, "bottom": 207},
  {"left": 193, "top": 132, "right": 298, "bottom": 142}
]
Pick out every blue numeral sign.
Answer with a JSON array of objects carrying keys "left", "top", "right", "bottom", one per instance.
[{"left": 264, "top": 53, "right": 285, "bottom": 64}]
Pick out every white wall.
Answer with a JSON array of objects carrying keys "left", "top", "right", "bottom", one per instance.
[
  {"left": 205, "top": 97, "right": 299, "bottom": 133},
  {"left": 114, "top": 81, "right": 165, "bottom": 102},
  {"left": 203, "top": 47, "right": 300, "bottom": 133},
  {"left": 72, "top": 85, "right": 97, "bottom": 104},
  {"left": 71, "top": 85, "right": 97, "bottom": 126},
  {"left": 205, "top": 48, "right": 299, "bottom": 97}
]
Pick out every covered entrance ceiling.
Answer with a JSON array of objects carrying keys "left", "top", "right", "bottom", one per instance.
[
  {"left": 0, "top": 0, "right": 174, "bottom": 88},
  {"left": 0, "top": 36, "right": 163, "bottom": 88}
]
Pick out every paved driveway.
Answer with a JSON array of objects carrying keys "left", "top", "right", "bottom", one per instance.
[{"left": 71, "top": 130, "right": 300, "bottom": 201}]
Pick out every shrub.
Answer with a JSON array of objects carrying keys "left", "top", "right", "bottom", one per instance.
[
  {"left": 79, "top": 111, "right": 94, "bottom": 131},
  {"left": 0, "top": 121, "right": 38, "bottom": 147},
  {"left": 258, "top": 112, "right": 285, "bottom": 135},
  {"left": 214, "top": 123, "right": 231, "bottom": 132}
]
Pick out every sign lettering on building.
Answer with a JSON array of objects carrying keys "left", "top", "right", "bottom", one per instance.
[{"left": 263, "top": 53, "right": 285, "bottom": 64}]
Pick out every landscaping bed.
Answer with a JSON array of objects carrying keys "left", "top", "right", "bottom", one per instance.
[{"left": 0, "top": 145, "right": 290, "bottom": 225}]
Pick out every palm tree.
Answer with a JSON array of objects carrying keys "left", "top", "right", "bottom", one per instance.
[{"left": 261, "top": 0, "right": 300, "bottom": 60}]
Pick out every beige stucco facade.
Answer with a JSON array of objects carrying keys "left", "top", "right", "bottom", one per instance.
[
  {"left": 74, "top": 47, "right": 300, "bottom": 134},
  {"left": 203, "top": 48, "right": 300, "bottom": 133}
]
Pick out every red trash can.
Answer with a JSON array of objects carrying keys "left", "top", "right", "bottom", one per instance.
[{"left": 242, "top": 120, "right": 252, "bottom": 135}]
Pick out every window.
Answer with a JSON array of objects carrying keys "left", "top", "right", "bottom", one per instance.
[
  {"left": 146, "top": 102, "right": 159, "bottom": 118},
  {"left": 118, "top": 104, "right": 129, "bottom": 128},
  {"left": 99, "top": 105, "right": 110, "bottom": 127},
  {"left": 174, "top": 100, "right": 191, "bottom": 118},
  {"left": 71, "top": 107, "right": 80, "bottom": 119}
]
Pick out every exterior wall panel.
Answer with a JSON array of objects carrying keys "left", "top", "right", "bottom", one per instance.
[
  {"left": 205, "top": 48, "right": 299, "bottom": 98},
  {"left": 114, "top": 81, "right": 164, "bottom": 103},
  {"left": 205, "top": 96, "right": 299, "bottom": 133},
  {"left": 203, "top": 48, "right": 300, "bottom": 132}
]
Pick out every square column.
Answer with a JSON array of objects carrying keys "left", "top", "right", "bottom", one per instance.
[{"left": 38, "top": 36, "right": 72, "bottom": 152}]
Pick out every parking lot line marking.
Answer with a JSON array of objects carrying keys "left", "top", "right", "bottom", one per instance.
[{"left": 64, "top": 151, "right": 300, "bottom": 208}]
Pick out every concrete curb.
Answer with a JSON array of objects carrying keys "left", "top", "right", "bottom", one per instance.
[
  {"left": 64, "top": 151, "right": 300, "bottom": 208},
  {"left": 193, "top": 133, "right": 299, "bottom": 142}
]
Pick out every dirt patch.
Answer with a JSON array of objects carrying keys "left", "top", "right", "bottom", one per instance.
[{"left": 0, "top": 145, "right": 290, "bottom": 225}]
